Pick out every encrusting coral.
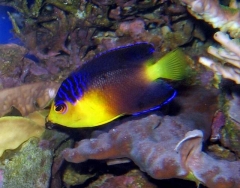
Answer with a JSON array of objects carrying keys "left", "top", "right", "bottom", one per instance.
[
  {"left": 0, "top": 82, "right": 59, "bottom": 158},
  {"left": 0, "top": 81, "right": 59, "bottom": 117},
  {"left": 0, "top": 81, "right": 67, "bottom": 187},
  {"left": 59, "top": 87, "right": 240, "bottom": 188},
  {"left": 0, "top": 116, "right": 44, "bottom": 157},
  {"left": 1, "top": 0, "right": 203, "bottom": 71},
  {"left": 86, "top": 169, "right": 158, "bottom": 188},
  {"left": 1, "top": 0, "right": 240, "bottom": 187},
  {"left": 2, "top": 138, "right": 52, "bottom": 188}
]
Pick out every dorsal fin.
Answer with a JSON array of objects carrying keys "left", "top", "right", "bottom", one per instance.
[
  {"left": 55, "top": 43, "right": 155, "bottom": 104},
  {"left": 77, "top": 43, "right": 154, "bottom": 75}
]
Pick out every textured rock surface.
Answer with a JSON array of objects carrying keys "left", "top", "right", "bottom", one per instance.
[
  {"left": 2, "top": 138, "right": 52, "bottom": 188},
  {"left": 59, "top": 86, "right": 240, "bottom": 188}
]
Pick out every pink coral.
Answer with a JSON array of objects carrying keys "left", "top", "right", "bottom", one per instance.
[
  {"left": 59, "top": 87, "right": 240, "bottom": 188},
  {"left": 118, "top": 19, "right": 146, "bottom": 39},
  {"left": 116, "top": 19, "right": 162, "bottom": 45}
]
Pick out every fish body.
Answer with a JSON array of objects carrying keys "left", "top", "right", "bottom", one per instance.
[{"left": 47, "top": 43, "right": 188, "bottom": 128}]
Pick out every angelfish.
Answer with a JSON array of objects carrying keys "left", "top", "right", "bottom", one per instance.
[{"left": 47, "top": 43, "right": 188, "bottom": 128}]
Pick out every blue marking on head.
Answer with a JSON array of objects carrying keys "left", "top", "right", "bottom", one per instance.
[
  {"left": 55, "top": 72, "right": 88, "bottom": 105},
  {"left": 62, "top": 82, "right": 69, "bottom": 91},
  {"left": 66, "top": 78, "right": 78, "bottom": 101},
  {"left": 132, "top": 90, "right": 177, "bottom": 116},
  {"left": 73, "top": 74, "right": 82, "bottom": 97}
]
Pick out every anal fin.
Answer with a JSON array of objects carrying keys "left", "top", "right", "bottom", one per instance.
[{"left": 132, "top": 80, "right": 176, "bottom": 115}]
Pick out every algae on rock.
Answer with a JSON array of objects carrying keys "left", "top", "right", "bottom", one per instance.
[{"left": 2, "top": 138, "right": 52, "bottom": 188}]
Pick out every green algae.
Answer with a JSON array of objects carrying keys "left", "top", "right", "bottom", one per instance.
[
  {"left": 2, "top": 138, "right": 52, "bottom": 188},
  {"left": 219, "top": 91, "right": 240, "bottom": 157},
  {"left": 221, "top": 119, "right": 240, "bottom": 156},
  {"left": 63, "top": 165, "right": 95, "bottom": 186},
  {"left": 184, "top": 172, "right": 201, "bottom": 187}
]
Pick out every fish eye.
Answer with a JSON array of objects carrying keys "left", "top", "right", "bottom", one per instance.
[{"left": 54, "top": 103, "right": 67, "bottom": 114}]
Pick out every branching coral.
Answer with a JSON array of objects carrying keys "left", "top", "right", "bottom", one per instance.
[
  {"left": 0, "top": 0, "right": 43, "bottom": 18},
  {"left": 180, "top": 0, "right": 240, "bottom": 38},
  {"left": 179, "top": 0, "right": 240, "bottom": 84},
  {"left": 58, "top": 87, "right": 240, "bottom": 188},
  {"left": 8, "top": 6, "right": 74, "bottom": 60},
  {"left": 199, "top": 31, "right": 240, "bottom": 84},
  {"left": 1, "top": 0, "right": 201, "bottom": 72},
  {"left": 178, "top": 1, "right": 240, "bottom": 182},
  {"left": 0, "top": 82, "right": 59, "bottom": 116}
]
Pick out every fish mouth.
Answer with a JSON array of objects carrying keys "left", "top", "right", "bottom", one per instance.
[
  {"left": 45, "top": 116, "right": 66, "bottom": 130},
  {"left": 45, "top": 116, "right": 56, "bottom": 129},
  {"left": 45, "top": 120, "right": 56, "bottom": 129}
]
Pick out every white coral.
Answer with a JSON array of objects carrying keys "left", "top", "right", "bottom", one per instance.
[
  {"left": 180, "top": 0, "right": 240, "bottom": 38},
  {"left": 199, "top": 32, "right": 240, "bottom": 84},
  {"left": 180, "top": 0, "right": 240, "bottom": 84}
]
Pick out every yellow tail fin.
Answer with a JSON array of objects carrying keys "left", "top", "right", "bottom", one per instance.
[{"left": 146, "top": 49, "right": 188, "bottom": 81}]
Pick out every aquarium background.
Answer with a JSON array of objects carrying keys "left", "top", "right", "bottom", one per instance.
[
  {"left": 0, "top": 0, "right": 239, "bottom": 188},
  {"left": 0, "top": 6, "right": 14, "bottom": 44}
]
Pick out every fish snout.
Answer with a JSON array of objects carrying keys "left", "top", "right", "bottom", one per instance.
[{"left": 45, "top": 116, "right": 55, "bottom": 129}]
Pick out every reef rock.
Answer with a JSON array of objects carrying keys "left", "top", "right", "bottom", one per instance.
[{"left": 60, "top": 86, "right": 240, "bottom": 187}]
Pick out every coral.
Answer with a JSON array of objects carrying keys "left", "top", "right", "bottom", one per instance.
[
  {"left": 0, "top": 44, "right": 56, "bottom": 87},
  {"left": 2, "top": 1, "right": 240, "bottom": 188},
  {"left": 175, "top": 130, "right": 240, "bottom": 188},
  {"left": 0, "top": 0, "right": 198, "bottom": 72},
  {"left": 228, "top": 94, "right": 240, "bottom": 123},
  {"left": 0, "top": 116, "right": 44, "bottom": 157},
  {"left": 220, "top": 118, "right": 240, "bottom": 156},
  {"left": 0, "top": 0, "right": 43, "bottom": 18},
  {"left": 161, "top": 19, "right": 205, "bottom": 49},
  {"left": 0, "top": 81, "right": 58, "bottom": 159},
  {"left": 61, "top": 116, "right": 240, "bottom": 188},
  {"left": 63, "top": 165, "right": 95, "bottom": 186},
  {"left": 116, "top": 19, "right": 162, "bottom": 46},
  {"left": 0, "top": 44, "right": 30, "bottom": 87},
  {"left": 0, "top": 82, "right": 59, "bottom": 117},
  {"left": 179, "top": 1, "right": 240, "bottom": 84},
  {"left": 58, "top": 86, "right": 240, "bottom": 188},
  {"left": 179, "top": 0, "right": 240, "bottom": 158},
  {"left": 2, "top": 138, "right": 52, "bottom": 188},
  {"left": 40, "top": 129, "right": 74, "bottom": 188},
  {"left": 0, "top": 122, "right": 72, "bottom": 188},
  {"left": 199, "top": 32, "right": 240, "bottom": 84},
  {"left": 209, "top": 93, "right": 240, "bottom": 156},
  {"left": 8, "top": 7, "right": 73, "bottom": 60},
  {"left": 26, "top": 110, "right": 50, "bottom": 127},
  {"left": 207, "top": 144, "right": 237, "bottom": 161},
  {"left": 0, "top": 170, "right": 3, "bottom": 188},
  {"left": 180, "top": 0, "right": 240, "bottom": 38},
  {"left": 210, "top": 110, "right": 225, "bottom": 142},
  {"left": 87, "top": 169, "right": 157, "bottom": 188}
]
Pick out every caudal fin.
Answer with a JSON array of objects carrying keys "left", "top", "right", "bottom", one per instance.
[{"left": 146, "top": 49, "right": 188, "bottom": 81}]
